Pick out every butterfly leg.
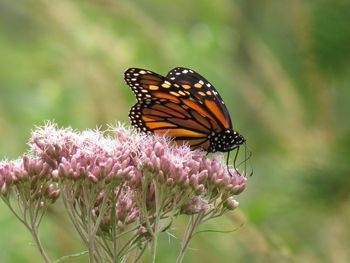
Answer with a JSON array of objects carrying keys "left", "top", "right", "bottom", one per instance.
[
  {"left": 226, "top": 150, "right": 230, "bottom": 168},
  {"left": 226, "top": 147, "right": 240, "bottom": 177},
  {"left": 233, "top": 146, "right": 240, "bottom": 169},
  {"left": 244, "top": 142, "right": 254, "bottom": 176}
]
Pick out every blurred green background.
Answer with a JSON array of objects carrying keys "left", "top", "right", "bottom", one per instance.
[{"left": 1, "top": 0, "right": 350, "bottom": 262}]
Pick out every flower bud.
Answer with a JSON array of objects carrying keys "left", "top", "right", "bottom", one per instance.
[{"left": 223, "top": 197, "right": 239, "bottom": 210}]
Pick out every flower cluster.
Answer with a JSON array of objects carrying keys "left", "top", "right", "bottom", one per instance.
[
  {"left": 0, "top": 122, "right": 246, "bottom": 263},
  {"left": 0, "top": 156, "right": 59, "bottom": 201}
]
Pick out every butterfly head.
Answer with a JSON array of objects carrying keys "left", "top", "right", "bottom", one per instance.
[{"left": 209, "top": 129, "right": 245, "bottom": 153}]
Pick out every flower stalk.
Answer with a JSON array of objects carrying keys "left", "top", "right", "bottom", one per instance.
[{"left": 176, "top": 212, "right": 204, "bottom": 263}]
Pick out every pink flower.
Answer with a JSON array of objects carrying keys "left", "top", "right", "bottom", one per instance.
[
  {"left": 1, "top": 122, "right": 247, "bottom": 228},
  {"left": 224, "top": 197, "right": 240, "bottom": 210},
  {"left": 181, "top": 196, "right": 210, "bottom": 214}
]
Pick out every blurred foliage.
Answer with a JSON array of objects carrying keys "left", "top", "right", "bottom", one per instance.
[{"left": 1, "top": 0, "right": 350, "bottom": 262}]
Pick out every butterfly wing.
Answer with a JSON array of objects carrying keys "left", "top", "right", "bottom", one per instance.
[
  {"left": 129, "top": 100, "right": 212, "bottom": 150},
  {"left": 166, "top": 67, "right": 233, "bottom": 130},
  {"left": 125, "top": 68, "right": 182, "bottom": 103},
  {"left": 125, "top": 68, "right": 230, "bottom": 150}
]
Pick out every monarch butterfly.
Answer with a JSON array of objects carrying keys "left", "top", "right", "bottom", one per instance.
[{"left": 124, "top": 67, "right": 246, "bottom": 170}]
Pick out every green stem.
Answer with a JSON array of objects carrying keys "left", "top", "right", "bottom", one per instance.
[
  {"left": 151, "top": 181, "right": 164, "bottom": 263},
  {"left": 3, "top": 196, "right": 51, "bottom": 263},
  {"left": 82, "top": 186, "right": 96, "bottom": 263},
  {"left": 132, "top": 244, "right": 147, "bottom": 263},
  {"left": 31, "top": 226, "right": 52, "bottom": 263},
  {"left": 151, "top": 231, "right": 158, "bottom": 263},
  {"left": 176, "top": 212, "right": 204, "bottom": 263},
  {"left": 116, "top": 233, "right": 142, "bottom": 259},
  {"left": 111, "top": 185, "right": 124, "bottom": 260},
  {"left": 61, "top": 189, "right": 89, "bottom": 246},
  {"left": 28, "top": 189, "right": 51, "bottom": 263}
]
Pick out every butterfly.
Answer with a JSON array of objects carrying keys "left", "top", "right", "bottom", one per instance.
[{"left": 124, "top": 67, "right": 246, "bottom": 163}]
